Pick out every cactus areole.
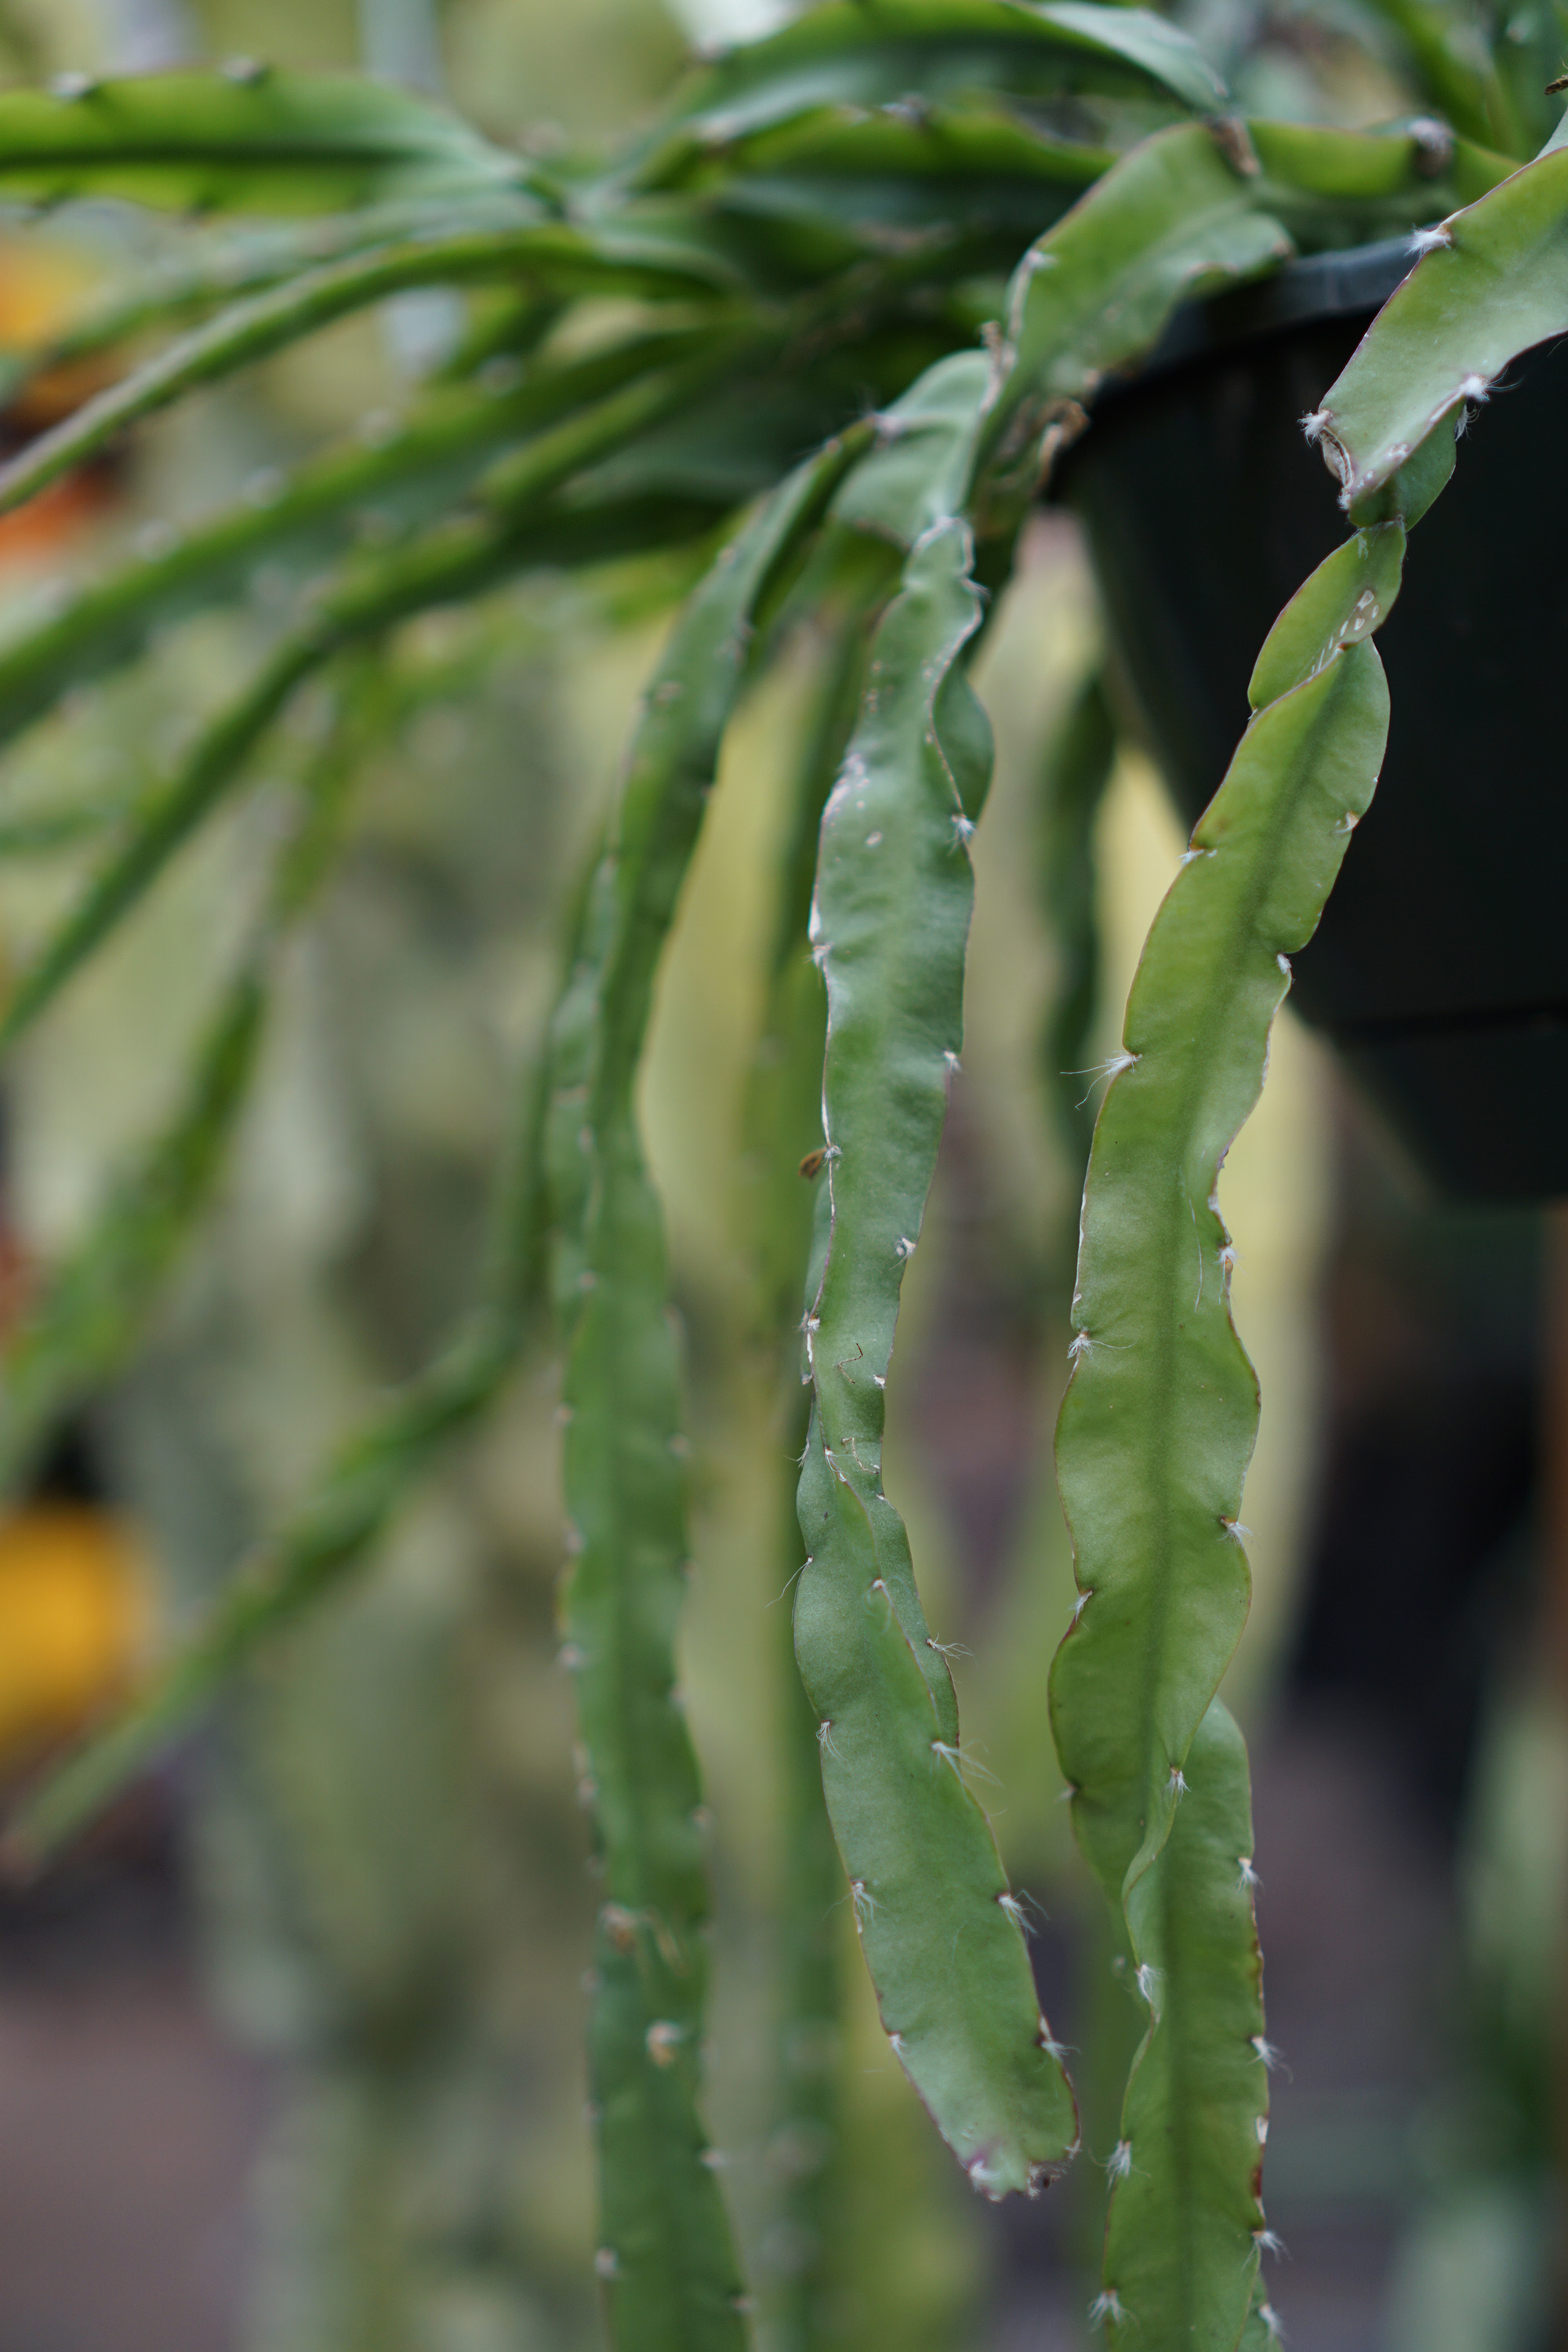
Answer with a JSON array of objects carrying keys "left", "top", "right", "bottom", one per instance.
[{"left": 1063, "top": 236, "right": 1568, "bottom": 1201}]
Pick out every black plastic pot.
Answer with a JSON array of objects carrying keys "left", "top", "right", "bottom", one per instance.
[{"left": 1055, "top": 235, "right": 1568, "bottom": 1204}]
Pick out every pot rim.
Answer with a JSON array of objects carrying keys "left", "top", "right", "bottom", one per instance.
[{"left": 1102, "top": 231, "right": 1416, "bottom": 397}]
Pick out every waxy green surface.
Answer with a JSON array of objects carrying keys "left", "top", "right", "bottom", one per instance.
[
  {"left": 795, "top": 512, "right": 1076, "bottom": 2198},
  {"left": 557, "top": 434, "right": 871, "bottom": 2349},
  {"left": 739, "top": 611, "right": 881, "bottom": 2352},
  {"left": 982, "top": 122, "right": 1293, "bottom": 464},
  {"left": 0, "top": 225, "right": 735, "bottom": 521},
  {"left": 1053, "top": 518, "right": 1404, "bottom": 1894},
  {"left": 1312, "top": 144, "right": 1568, "bottom": 510},
  {"left": 644, "top": 0, "right": 1227, "bottom": 158},
  {"left": 1052, "top": 522, "right": 1415, "bottom": 2342},
  {"left": 0, "top": 331, "right": 735, "bottom": 768},
  {"left": 0, "top": 354, "right": 743, "bottom": 1065},
  {"left": 783, "top": 97, "right": 1443, "bottom": 2223},
  {"left": 9, "top": 15, "right": 1567, "bottom": 2343},
  {"left": 1105, "top": 1700, "right": 1270, "bottom": 2344},
  {"left": 1038, "top": 671, "right": 1116, "bottom": 1185},
  {"left": 0, "top": 69, "right": 528, "bottom": 211}
]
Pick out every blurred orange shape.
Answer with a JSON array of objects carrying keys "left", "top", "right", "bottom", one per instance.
[{"left": 0, "top": 1504, "right": 150, "bottom": 1776}]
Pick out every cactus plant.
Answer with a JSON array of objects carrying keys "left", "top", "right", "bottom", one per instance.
[{"left": 5, "top": 5, "right": 1568, "bottom": 2343}]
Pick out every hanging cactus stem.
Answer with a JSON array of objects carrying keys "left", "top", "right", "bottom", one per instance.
[
  {"left": 796, "top": 487, "right": 1077, "bottom": 2197},
  {"left": 0, "top": 9, "right": 1564, "bottom": 2341}
]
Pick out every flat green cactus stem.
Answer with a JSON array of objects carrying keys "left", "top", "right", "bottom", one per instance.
[
  {"left": 0, "top": 366, "right": 728, "bottom": 1063},
  {"left": 0, "top": 69, "right": 530, "bottom": 211},
  {"left": 739, "top": 606, "right": 891, "bottom": 2351},
  {"left": 783, "top": 107, "right": 1334, "bottom": 2212},
  {"left": 11, "top": 24, "right": 1568, "bottom": 2347},
  {"left": 649, "top": 0, "right": 1231, "bottom": 141},
  {"left": 794, "top": 505, "right": 1080, "bottom": 2197},
  {"left": 554, "top": 427, "right": 874, "bottom": 2350},
  {"left": 1051, "top": 509, "right": 1421, "bottom": 2340},
  {"left": 981, "top": 121, "right": 1292, "bottom": 465},
  {"left": 0, "top": 329, "right": 720, "bottom": 759},
  {"left": 0, "top": 223, "right": 731, "bottom": 521},
  {"left": 1305, "top": 140, "right": 1568, "bottom": 516},
  {"left": 1047, "top": 176, "right": 1544, "bottom": 2312}
]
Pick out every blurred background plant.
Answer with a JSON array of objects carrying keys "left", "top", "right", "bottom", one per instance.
[{"left": 0, "top": 2, "right": 1555, "bottom": 2350}]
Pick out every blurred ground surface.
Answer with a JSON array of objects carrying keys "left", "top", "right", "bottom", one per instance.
[
  {"left": 0, "top": 1706, "right": 1447, "bottom": 2351},
  {"left": 0, "top": 1798, "right": 272, "bottom": 2352}
]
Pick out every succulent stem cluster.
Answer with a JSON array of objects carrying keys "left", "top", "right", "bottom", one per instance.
[{"left": 4, "top": 11, "right": 1566, "bottom": 2343}]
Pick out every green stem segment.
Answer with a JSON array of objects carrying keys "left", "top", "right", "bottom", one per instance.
[
  {"left": 745, "top": 611, "right": 887, "bottom": 2350},
  {"left": 794, "top": 508, "right": 1077, "bottom": 2198},
  {"left": 1051, "top": 485, "right": 1446, "bottom": 2342},
  {"left": 0, "top": 347, "right": 739, "bottom": 1062},
  {"left": 1047, "top": 125, "right": 1568, "bottom": 2346},
  {"left": 0, "top": 68, "right": 530, "bottom": 212},
  {"left": 0, "top": 328, "right": 724, "bottom": 764},
  {"left": 554, "top": 427, "right": 874, "bottom": 2350},
  {"left": 782, "top": 111, "right": 1333, "bottom": 2212},
  {"left": 0, "top": 220, "right": 731, "bottom": 520}
]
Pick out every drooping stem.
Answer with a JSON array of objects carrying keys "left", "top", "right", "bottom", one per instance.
[
  {"left": 794, "top": 503, "right": 1077, "bottom": 2198},
  {"left": 552, "top": 429, "right": 875, "bottom": 2350},
  {"left": 1051, "top": 516, "right": 1415, "bottom": 2343},
  {"left": 742, "top": 609, "right": 887, "bottom": 2350}
]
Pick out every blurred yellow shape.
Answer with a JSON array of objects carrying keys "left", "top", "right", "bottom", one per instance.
[{"left": 0, "top": 1504, "right": 149, "bottom": 1775}]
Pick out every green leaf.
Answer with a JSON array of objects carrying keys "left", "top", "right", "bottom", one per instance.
[
  {"left": 835, "top": 348, "right": 993, "bottom": 544},
  {"left": 673, "top": 96, "right": 1112, "bottom": 192},
  {"left": 643, "top": 91, "right": 1111, "bottom": 226},
  {"left": 0, "top": 398, "right": 713, "bottom": 1057},
  {"left": 0, "top": 68, "right": 531, "bottom": 212},
  {"left": 1039, "top": 1, "right": 1229, "bottom": 113},
  {"left": 1306, "top": 143, "right": 1568, "bottom": 512},
  {"left": 0, "top": 201, "right": 503, "bottom": 409},
  {"left": 494, "top": 491, "right": 731, "bottom": 586},
  {"left": 740, "top": 619, "right": 884, "bottom": 2352},
  {"left": 1053, "top": 521, "right": 1403, "bottom": 1901},
  {"left": 795, "top": 510, "right": 1077, "bottom": 2199}
]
